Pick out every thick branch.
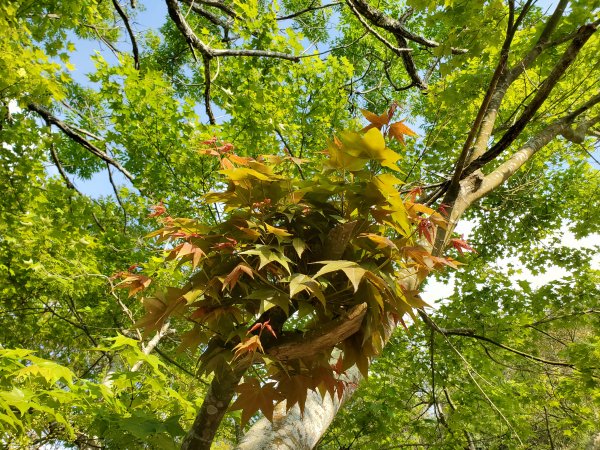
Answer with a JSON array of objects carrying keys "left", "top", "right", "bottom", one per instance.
[
  {"left": 196, "top": 0, "right": 239, "bottom": 19},
  {"left": 179, "top": 0, "right": 233, "bottom": 30},
  {"left": 28, "top": 103, "right": 135, "bottom": 183},
  {"left": 469, "top": 0, "right": 570, "bottom": 162},
  {"left": 463, "top": 21, "right": 598, "bottom": 177},
  {"left": 182, "top": 363, "right": 249, "bottom": 450},
  {"left": 266, "top": 303, "right": 367, "bottom": 361},
  {"left": 345, "top": 0, "right": 412, "bottom": 57},
  {"left": 466, "top": 93, "right": 600, "bottom": 203},
  {"left": 433, "top": 0, "right": 534, "bottom": 253},
  {"left": 346, "top": 0, "right": 459, "bottom": 50}
]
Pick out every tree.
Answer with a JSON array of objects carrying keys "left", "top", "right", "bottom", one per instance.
[{"left": 1, "top": 0, "right": 599, "bottom": 448}]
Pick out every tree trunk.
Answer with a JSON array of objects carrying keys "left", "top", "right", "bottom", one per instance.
[{"left": 236, "top": 366, "right": 360, "bottom": 450}]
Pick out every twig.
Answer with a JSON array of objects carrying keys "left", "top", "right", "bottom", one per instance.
[
  {"left": 418, "top": 310, "right": 575, "bottom": 368},
  {"left": 106, "top": 162, "right": 128, "bottom": 230},
  {"left": 277, "top": 1, "right": 342, "bottom": 20},
  {"left": 274, "top": 127, "right": 305, "bottom": 179}
]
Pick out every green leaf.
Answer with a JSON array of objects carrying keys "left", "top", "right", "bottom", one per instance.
[
  {"left": 312, "top": 260, "right": 359, "bottom": 279},
  {"left": 292, "top": 237, "right": 306, "bottom": 258}
]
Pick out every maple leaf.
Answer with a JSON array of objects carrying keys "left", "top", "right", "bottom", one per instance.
[
  {"left": 360, "top": 108, "right": 390, "bottom": 132},
  {"left": 450, "top": 235, "right": 477, "bottom": 255},
  {"left": 276, "top": 374, "right": 313, "bottom": 414},
  {"left": 417, "top": 218, "right": 435, "bottom": 244},
  {"left": 230, "top": 379, "right": 283, "bottom": 425},
  {"left": 222, "top": 263, "right": 254, "bottom": 291},
  {"left": 406, "top": 186, "right": 423, "bottom": 202},
  {"left": 387, "top": 100, "right": 399, "bottom": 121},
  {"left": 148, "top": 202, "right": 166, "bottom": 218},
  {"left": 438, "top": 203, "right": 450, "bottom": 216},
  {"left": 211, "top": 237, "right": 238, "bottom": 252},
  {"left": 200, "top": 136, "right": 217, "bottom": 145},
  {"left": 246, "top": 319, "right": 277, "bottom": 338},
  {"left": 233, "top": 335, "right": 264, "bottom": 360},
  {"left": 114, "top": 274, "right": 152, "bottom": 297},
  {"left": 388, "top": 120, "right": 417, "bottom": 145},
  {"left": 167, "top": 242, "right": 206, "bottom": 268}
]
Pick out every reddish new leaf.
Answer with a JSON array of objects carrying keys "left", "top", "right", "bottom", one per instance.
[
  {"left": 450, "top": 236, "right": 477, "bottom": 255},
  {"left": 148, "top": 202, "right": 166, "bottom": 218}
]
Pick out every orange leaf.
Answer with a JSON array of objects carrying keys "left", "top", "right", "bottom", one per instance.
[
  {"left": 388, "top": 120, "right": 417, "bottom": 145},
  {"left": 233, "top": 335, "right": 264, "bottom": 360},
  {"left": 360, "top": 108, "right": 389, "bottom": 130},
  {"left": 115, "top": 274, "right": 152, "bottom": 297}
]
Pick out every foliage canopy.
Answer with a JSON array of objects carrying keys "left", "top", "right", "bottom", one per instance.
[{"left": 1, "top": 0, "right": 599, "bottom": 448}]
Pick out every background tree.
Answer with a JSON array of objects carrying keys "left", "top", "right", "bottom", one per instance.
[{"left": 1, "top": 0, "right": 599, "bottom": 449}]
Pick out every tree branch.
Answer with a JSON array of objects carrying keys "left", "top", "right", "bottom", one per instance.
[
  {"left": 277, "top": 1, "right": 342, "bottom": 21},
  {"left": 463, "top": 21, "right": 598, "bottom": 178},
  {"left": 166, "top": 0, "right": 300, "bottom": 61},
  {"left": 345, "top": 0, "right": 413, "bottom": 57},
  {"left": 131, "top": 321, "right": 171, "bottom": 372},
  {"left": 346, "top": 0, "right": 467, "bottom": 52},
  {"left": 112, "top": 0, "right": 140, "bottom": 70},
  {"left": 266, "top": 303, "right": 367, "bottom": 361},
  {"left": 203, "top": 56, "right": 216, "bottom": 124},
  {"left": 418, "top": 310, "right": 575, "bottom": 368},
  {"left": 28, "top": 103, "right": 135, "bottom": 183},
  {"left": 181, "top": 362, "right": 249, "bottom": 450},
  {"left": 469, "top": 0, "right": 570, "bottom": 163},
  {"left": 433, "top": 0, "right": 534, "bottom": 253},
  {"left": 195, "top": 0, "right": 239, "bottom": 20},
  {"left": 179, "top": 0, "right": 234, "bottom": 31}
]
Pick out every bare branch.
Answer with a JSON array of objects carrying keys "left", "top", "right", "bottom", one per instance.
[
  {"left": 195, "top": 0, "right": 239, "bottom": 20},
  {"left": 179, "top": 0, "right": 232, "bottom": 28},
  {"left": 419, "top": 310, "right": 575, "bottom": 368},
  {"left": 49, "top": 138, "right": 80, "bottom": 194},
  {"left": 106, "top": 162, "right": 128, "bottom": 230},
  {"left": 433, "top": 0, "right": 534, "bottom": 253},
  {"left": 466, "top": 92, "right": 600, "bottom": 203},
  {"left": 274, "top": 127, "right": 305, "bottom": 180},
  {"left": 29, "top": 103, "right": 136, "bottom": 183},
  {"left": 203, "top": 57, "right": 216, "bottom": 124},
  {"left": 166, "top": 0, "right": 300, "bottom": 61},
  {"left": 131, "top": 322, "right": 171, "bottom": 372},
  {"left": 469, "top": 0, "right": 573, "bottom": 162},
  {"left": 112, "top": 0, "right": 140, "bottom": 70}
]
